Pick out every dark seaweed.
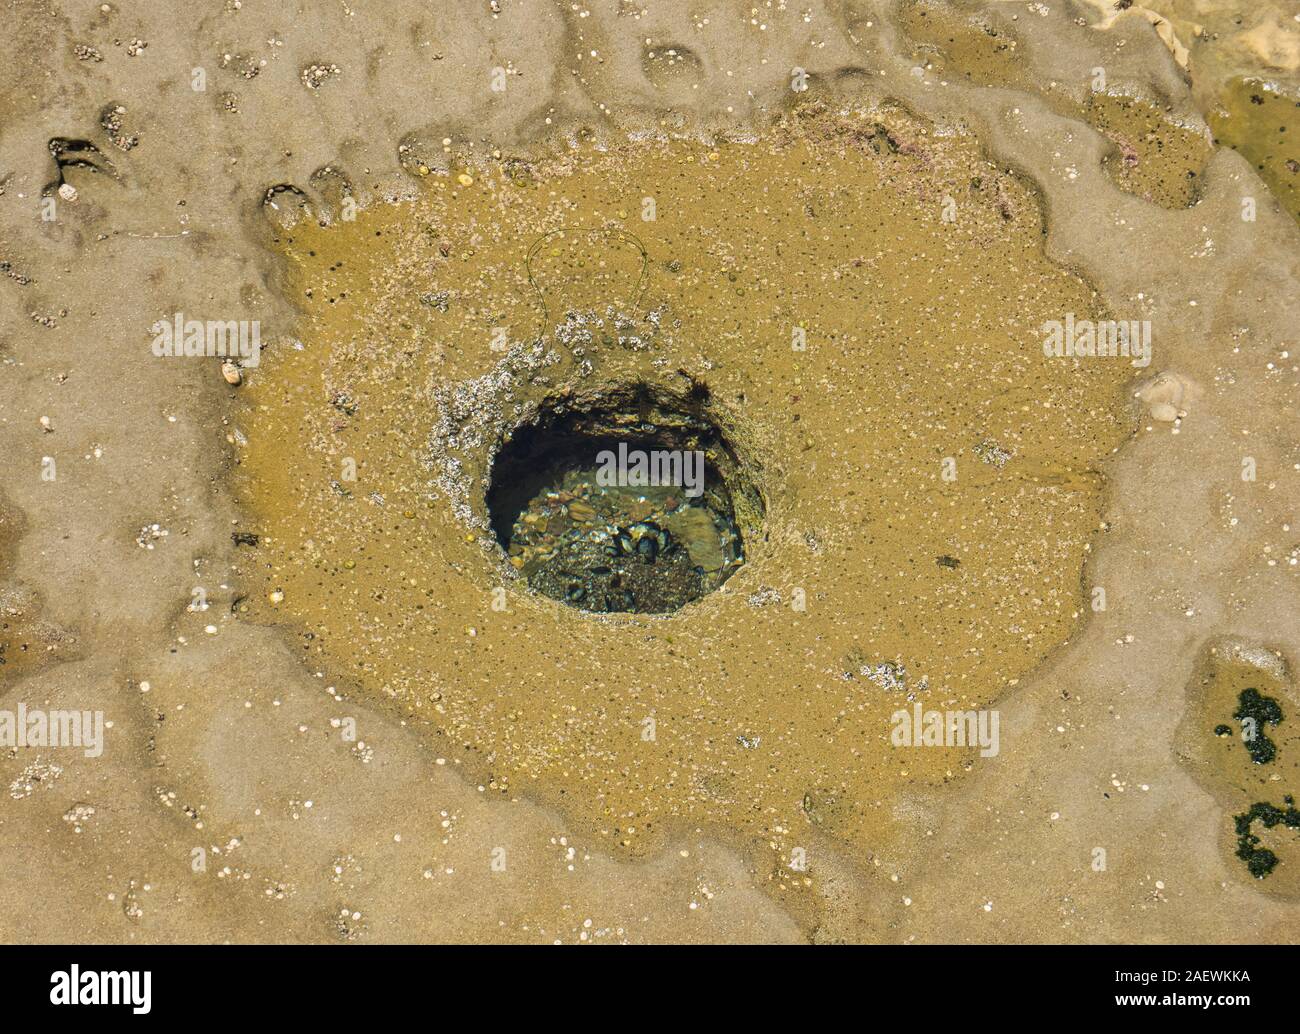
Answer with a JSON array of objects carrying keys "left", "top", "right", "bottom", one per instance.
[
  {"left": 1233, "top": 800, "right": 1300, "bottom": 879},
  {"left": 1233, "top": 687, "right": 1283, "bottom": 765}
]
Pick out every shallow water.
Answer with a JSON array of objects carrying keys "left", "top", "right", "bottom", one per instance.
[
  {"left": 501, "top": 474, "right": 743, "bottom": 614},
  {"left": 1178, "top": 644, "right": 1300, "bottom": 897},
  {"left": 899, "top": 0, "right": 1215, "bottom": 209},
  {"left": 1209, "top": 77, "right": 1300, "bottom": 225}
]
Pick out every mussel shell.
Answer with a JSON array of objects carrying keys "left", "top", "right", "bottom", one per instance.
[
  {"left": 605, "top": 590, "right": 638, "bottom": 611},
  {"left": 628, "top": 521, "right": 662, "bottom": 540}
]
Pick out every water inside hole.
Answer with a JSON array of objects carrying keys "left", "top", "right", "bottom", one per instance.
[{"left": 488, "top": 420, "right": 746, "bottom": 614}]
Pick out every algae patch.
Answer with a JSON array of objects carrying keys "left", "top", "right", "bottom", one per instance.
[
  {"left": 1209, "top": 77, "right": 1300, "bottom": 224},
  {"left": 1178, "top": 642, "right": 1300, "bottom": 893}
]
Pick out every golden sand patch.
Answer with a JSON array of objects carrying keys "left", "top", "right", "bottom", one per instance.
[
  {"left": 233, "top": 108, "right": 1134, "bottom": 897},
  {"left": 1085, "top": 93, "right": 1213, "bottom": 209},
  {"left": 1209, "top": 78, "right": 1300, "bottom": 225}
]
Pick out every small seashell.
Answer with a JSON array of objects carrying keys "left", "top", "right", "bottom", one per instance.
[
  {"left": 221, "top": 361, "right": 242, "bottom": 385},
  {"left": 1137, "top": 371, "right": 1196, "bottom": 423},
  {"left": 57, "top": 183, "right": 78, "bottom": 202},
  {"left": 268, "top": 589, "right": 284, "bottom": 604}
]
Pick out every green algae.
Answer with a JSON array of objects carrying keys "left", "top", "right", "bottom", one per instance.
[{"left": 1208, "top": 77, "right": 1300, "bottom": 225}]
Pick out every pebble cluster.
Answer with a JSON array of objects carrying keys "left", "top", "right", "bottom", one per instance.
[{"left": 505, "top": 472, "right": 741, "bottom": 614}]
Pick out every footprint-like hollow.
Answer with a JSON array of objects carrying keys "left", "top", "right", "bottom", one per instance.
[{"left": 1178, "top": 640, "right": 1300, "bottom": 894}]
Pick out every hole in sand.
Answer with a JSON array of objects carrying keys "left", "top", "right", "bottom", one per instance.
[{"left": 486, "top": 382, "right": 761, "bottom": 614}]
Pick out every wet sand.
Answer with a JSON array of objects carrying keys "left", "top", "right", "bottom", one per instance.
[
  {"left": 1, "top": 0, "right": 1298, "bottom": 943},
  {"left": 236, "top": 110, "right": 1133, "bottom": 916}
]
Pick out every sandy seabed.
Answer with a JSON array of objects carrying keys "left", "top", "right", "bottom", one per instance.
[{"left": 1, "top": 0, "right": 1298, "bottom": 944}]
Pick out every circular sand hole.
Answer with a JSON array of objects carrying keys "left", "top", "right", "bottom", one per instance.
[{"left": 486, "top": 384, "right": 761, "bottom": 614}]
